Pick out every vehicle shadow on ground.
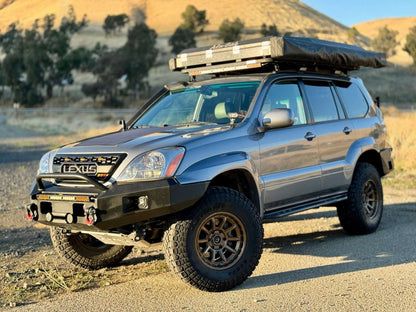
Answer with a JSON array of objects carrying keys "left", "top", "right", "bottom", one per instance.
[{"left": 242, "top": 202, "right": 416, "bottom": 290}]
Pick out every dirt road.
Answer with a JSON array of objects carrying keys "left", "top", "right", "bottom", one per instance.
[
  {"left": 6, "top": 198, "right": 416, "bottom": 312},
  {"left": 1, "top": 115, "right": 416, "bottom": 311}
]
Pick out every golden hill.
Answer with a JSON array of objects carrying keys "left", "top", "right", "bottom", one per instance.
[
  {"left": 354, "top": 16, "right": 416, "bottom": 66},
  {"left": 1, "top": 0, "right": 413, "bottom": 65},
  {"left": 0, "top": 0, "right": 351, "bottom": 41}
]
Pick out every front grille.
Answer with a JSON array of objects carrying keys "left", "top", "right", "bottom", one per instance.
[{"left": 53, "top": 154, "right": 126, "bottom": 182}]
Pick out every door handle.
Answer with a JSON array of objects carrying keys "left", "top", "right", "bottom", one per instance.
[
  {"left": 304, "top": 132, "right": 316, "bottom": 141},
  {"left": 343, "top": 127, "right": 352, "bottom": 135}
]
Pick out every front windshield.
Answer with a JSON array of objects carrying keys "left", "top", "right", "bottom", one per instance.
[{"left": 133, "top": 81, "right": 260, "bottom": 127}]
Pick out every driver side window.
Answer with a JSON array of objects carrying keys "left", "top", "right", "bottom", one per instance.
[{"left": 261, "top": 80, "right": 307, "bottom": 125}]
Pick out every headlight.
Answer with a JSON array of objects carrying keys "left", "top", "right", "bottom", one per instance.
[
  {"left": 117, "top": 147, "right": 185, "bottom": 182},
  {"left": 38, "top": 150, "right": 58, "bottom": 174}
]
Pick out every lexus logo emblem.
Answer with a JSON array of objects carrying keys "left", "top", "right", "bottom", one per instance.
[{"left": 61, "top": 164, "right": 98, "bottom": 175}]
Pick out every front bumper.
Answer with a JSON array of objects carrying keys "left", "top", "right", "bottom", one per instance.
[{"left": 28, "top": 173, "right": 209, "bottom": 231}]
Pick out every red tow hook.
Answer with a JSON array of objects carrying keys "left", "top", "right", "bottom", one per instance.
[
  {"left": 26, "top": 204, "right": 38, "bottom": 221},
  {"left": 26, "top": 212, "right": 33, "bottom": 221},
  {"left": 85, "top": 207, "right": 98, "bottom": 226}
]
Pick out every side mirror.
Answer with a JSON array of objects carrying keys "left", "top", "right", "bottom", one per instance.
[
  {"left": 375, "top": 96, "right": 380, "bottom": 108},
  {"left": 119, "top": 119, "right": 127, "bottom": 131},
  {"left": 262, "top": 108, "right": 295, "bottom": 130}
]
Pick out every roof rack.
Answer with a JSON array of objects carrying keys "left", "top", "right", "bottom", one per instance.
[{"left": 169, "top": 36, "right": 386, "bottom": 76}]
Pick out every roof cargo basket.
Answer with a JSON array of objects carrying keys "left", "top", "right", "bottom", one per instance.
[{"left": 169, "top": 36, "right": 386, "bottom": 76}]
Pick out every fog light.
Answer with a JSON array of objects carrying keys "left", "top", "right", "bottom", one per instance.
[{"left": 138, "top": 196, "right": 149, "bottom": 209}]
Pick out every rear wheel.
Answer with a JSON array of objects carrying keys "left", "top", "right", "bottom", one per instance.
[
  {"left": 337, "top": 162, "right": 383, "bottom": 235},
  {"left": 50, "top": 227, "right": 133, "bottom": 269},
  {"left": 163, "top": 187, "right": 263, "bottom": 292}
]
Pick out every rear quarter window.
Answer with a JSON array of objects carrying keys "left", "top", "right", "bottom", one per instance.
[{"left": 335, "top": 81, "right": 369, "bottom": 118}]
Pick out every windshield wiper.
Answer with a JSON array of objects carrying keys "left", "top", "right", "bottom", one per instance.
[
  {"left": 131, "top": 124, "right": 154, "bottom": 129},
  {"left": 164, "top": 121, "right": 218, "bottom": 127}
]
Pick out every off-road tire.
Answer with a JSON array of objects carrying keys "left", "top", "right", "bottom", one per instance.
[
  {"left": 162, "top": 186, "right": 263, "bottom": 292},
  {"left": 337, "top": 162, "right": 383, "bottom": 235},
  {"left": 50, "top": 227, "right": 133, "bottom": 270}
]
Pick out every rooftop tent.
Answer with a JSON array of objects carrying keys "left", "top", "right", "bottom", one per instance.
[{"left": 169, "top": 36, "right": 386, "bottom": 75}]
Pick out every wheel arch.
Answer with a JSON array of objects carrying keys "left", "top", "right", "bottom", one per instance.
[
  {"left": 176, "top": 152, "right": 262, "bottom": 213},
  {"left": 346, "top": 137, "right": 387, "bottom": 178},
  {"left": 356, "top": 149, "right": 385, "bottom": 177},
  {"left": 209, "top": 169, "right": 261, "bottom": 213}
]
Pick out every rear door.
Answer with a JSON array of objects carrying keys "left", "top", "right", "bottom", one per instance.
[
  {"left": 258, "top": 79, "right": 321, "bottom": 211},
  {"left": 300, "top": 79, "right": 356, "bottom": 195}
]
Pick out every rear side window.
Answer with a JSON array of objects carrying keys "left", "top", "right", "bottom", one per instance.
[
  {"left": 335, "top": 81, "right": 369, "bottom": 118},
  {"left": 303, "top": 80, "right": 339, "bottom": 123}
]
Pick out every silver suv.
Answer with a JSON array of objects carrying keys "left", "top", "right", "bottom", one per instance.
[{"left": 27, "top": 36, "right": 393, "bottom": 292}]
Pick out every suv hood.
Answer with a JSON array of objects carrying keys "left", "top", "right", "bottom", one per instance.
[{"left": 60, "top": 124, "right": 230, "bottom": 152}]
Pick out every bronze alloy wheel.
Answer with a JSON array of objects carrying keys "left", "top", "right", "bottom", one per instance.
[
  {"left": 336, "top": 162, "right": 383, "bottom": 235},
  {"left": 195, "top": 212, "right": 246, "bottom": 270},
  {"left": 362, "top": 180, "right": 380, "bottom": 219},
  {"left": 163, "top": 187, "right": 263, "bottom": 291}
]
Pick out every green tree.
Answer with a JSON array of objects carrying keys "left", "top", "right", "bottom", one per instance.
[
  {"left": 22, "top": 27, "right": 49, "bottom": 105},
  {"left": 0, "top": 8, "right": 88, "bottom": 104},
  {"left": 403, "top": 26, "right": 416, "bottom": 66},
  {"left": 218, "top": 18, "right": 244, "bottom": 43},
  {"left": 103, "top": 14, "right": 129, "bottom": 35},
  {"left": 92, "top": 51, "right": 127, "bottom": 106},
  {"left": 114, "top": 14, "right": 129, "bottom": 32},
  {"left": 0, "top": 62, "right": 5, "bottom": 98},
  {"left": 2, "top": 52, "right": 24, "bottom": 96},
  {"left": 0, "top": 22, "right": 23, "bottom": 53},
  {"left": 121, "top": 22, "right": 158, "bottom": 99},
  {"left": 347, "top": 27, "right": 359, "bottom": 43},
  {"left": 169, "top": 27, "right": 196, "bottom": 54},
  {"left": 260, "top": 23, "right": 279, "bottom": 37},
  {"left": 371, "top": 25, "right": 399, "bottom": 58},
  {"left": 81, "top": 82, "right": 103, "bottom": 103},
  {"left": 43, "top": 8, "right": 88, "bottom": 98},
  {"left": 180, "top": 5, "right": 209, "bottom": 33},
  {"left": 1, "top": 23, "right": 25, "bottom": 103},
  {"left": 103, "top": 15, "right": 116, "bottom": 35},
  {"left": 59, "top": 5, "right": 88, "bottom": 35},
  {"left": 66, "top": 47, "right": 93, "bottom": 71}
]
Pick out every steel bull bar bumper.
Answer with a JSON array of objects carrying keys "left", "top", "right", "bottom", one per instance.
[{"left": 27, "top": 173, "right": 209, "bottom": 231}]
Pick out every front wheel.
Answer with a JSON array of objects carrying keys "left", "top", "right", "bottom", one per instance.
[
  {"left": 163, "top": 187, "right": 263, "bottom": 292},
  {"left": 337, "top": 162, "right": 383, "bottom": 235},
  {"left": 50, "top": 227, "right": 133, "bottom": 269}
]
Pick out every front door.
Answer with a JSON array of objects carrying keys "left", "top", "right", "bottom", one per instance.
[{"left": 258, "top": 80, "right": 321, "bottom": 212}]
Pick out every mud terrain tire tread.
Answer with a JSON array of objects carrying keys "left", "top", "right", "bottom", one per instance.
[
  {"left": 50, "top": 227, "right": 133, "bottom": 270},
  {"left": 163, "top": 186, "right": 263, "bottom": 292},
  {"left": 337, "top": 162, "right": 383, "bottom": 235}
]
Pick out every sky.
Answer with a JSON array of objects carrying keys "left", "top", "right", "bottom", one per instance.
[{"left": 301, "top": 0, "right": 416, "bottom": 26}]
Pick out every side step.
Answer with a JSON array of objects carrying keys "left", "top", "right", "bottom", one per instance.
[{"left": 263, "top": 194, "right": 347, "bottom": 219}]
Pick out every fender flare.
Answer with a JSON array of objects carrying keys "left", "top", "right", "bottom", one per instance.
[
  {"left": 176, "top": 151, "right": 259, "bottom": 185},
  {"left": 345, "top": 136, "right": 383, "bottom": 180}
]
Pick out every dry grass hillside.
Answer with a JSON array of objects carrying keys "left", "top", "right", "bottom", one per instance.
[
  {"left": 355, "top": 17, "right": 416, "bottom": 66},
  {"left": 0, "top": 0, "right": 355, "bottom": 42}
]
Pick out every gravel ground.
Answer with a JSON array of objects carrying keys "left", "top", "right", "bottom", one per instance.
[{"left": 0, "top": 115, "right": 166, "bottom": 308}]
